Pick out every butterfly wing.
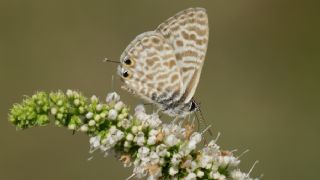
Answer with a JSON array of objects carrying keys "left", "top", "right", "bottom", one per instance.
[
  {"left": 156, "top": 7, "right": 209, "bottom": 103},
  {"left": 118, "top": 31, "right": 184, "bottom": 108}
]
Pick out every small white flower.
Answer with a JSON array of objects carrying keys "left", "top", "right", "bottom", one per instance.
[
  {"left": 183, "top": 132, "right": 202, "bottom": 153},
  {"left": 156, "top": 144, "right": 168, "bottom": 157},
  {"left": 169, "top": 166, "right": 179, "bottom": 176},
  {"left": 108, "top": 109, "right": 118, "bottom": 120},
  {"left": 66, "top": 89, "right": 73, "bottom": 97},
  {"left": 149, "top": 151, "right": 160, "bottom": 164},
  {"left": 100, "top": 112, "right": 106, "bottom": 118},
  {"left": 205, "top": 163, "right": 212, "bottom": 169},
  {"left": 124, "top": 141, "right": 131, "bottom": 148},
  {"left": 106, "top": 92, "right": 120, "bottom": 103},
  {"left": 230, "top": 169, "right": 249, "bottom": 180},
  {"left": 164, "top": 134, "right": 180, "bottom": 147},
  {"left": 135, "top": 104, "right": 145, "bottom": 113},
  {"left": 94, "top": 114, "right": 101, "bottom": 121},
  {"left": 147, "top": 136, "right": 157, "bottom": 145},
  {"left": 229, "top": 156, "right": 241, "bottom": 166},
  {"left": 109, "top": 126, "right": 117, "bottom": 134},
  {"left": 96, "top": 104, "right": 103, "bottom": 111},
  {"left": 135, "top": 132, "right": 145, "bottom": 146},
  {"left": 89, "top": 136, "right": 100, "bottom": 148},
  {"left": 147, "top": 113, "right": 162, "bottom": 128},
  {"left": 88, "top": 120, "right": 96, "bottom": 126},
  {"left": 198, "top": 154, "right": 213, "bottom": 168},
  {"left": 149, "top": 129, "right": 159, "bottom": 136},
  {"left": 135, "top": 111, "right": 149, "bottom": 123},
  {"left": 120, "top": 118, "right": 131, "bottom": 129},
  {"left": 171, "top": 153, "right": 183, "bottom": 166},
  {"left": 115, "top": 130, "right": 124, "bottom": 139},
  {"left": 185, "top": 172, "right": 197, "bottom": 180},
  {"left": 137, "top": 147, "right": 150, "bottom": 158},
  {"left": 131, "top": 126, "right": 138, "bottom": 134},
  {"left": 126, "top": 133, "right": 134, "bottom": 141},
  {"left": 211, "top": 172, "right": 226, "bottom": 180},
  {"left": 80, "top": 124, "right": 88, "bottom": 132},
  {"left": 114, "top": 101, "right": 124, "bottom": 111},
  {"left": 211, "top": 164, "right": 219, "bottom": 172},
  {"left": 57, "top": 100, "right": 63, "bottom": 106},
  {"left": 73, "top": 99, "right": 80, "bottom": 106},
  {"left": 101, "top": 138, "right": 107, "bottom": 145},
  {"left": 133, "top": 166, "right": 147, "bottom": 179},
  {"left": 181, "top": 159, "right": 192, "bottom": 169},
  {"left": 197, "top": 170, "right": 205, "bottom": 178},
  {"left": 190, "top": 132, "right": 202, "bottom": 144},
  {"left": 90, "top": 95, "right": 98, "bottom": 103},
  {"left": 51, "top": 107, "right": 57, "bottom": 115},
  {"left": 56, "top": 113, "right": 63, "bottom": 120},
  {"left": 68, "top": 124, "right": 76, "bottom": 130},
  {"left": 203, "top": 140, "right": 220, "bottom": 156},
  {"left": 85, "top": 112, "right": 93, "bottom": 119},
  {"left": 187, "top": 140, "right": 197, "bottom": 151},
  {"left": 159, "top": 158, "right": 165, "bottom": 165},
  {"left": 218, "top": 155, "right": 240, "bottom": 167},
  {"left": 117, "top": 114, "right": 126, "bottom": 121},
  {"left": 190, "top": 160, "right": 198, "bottom": 171}
]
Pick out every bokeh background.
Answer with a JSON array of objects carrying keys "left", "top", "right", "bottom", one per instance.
[{"left": 1, "top": 0, "right": 319, "bottom": 179}]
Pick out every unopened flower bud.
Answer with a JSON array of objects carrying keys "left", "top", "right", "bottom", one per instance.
[
  {"left": 88, "top": 120, "right": 96, "bottom": 126},
  {"left": 108, "top": 109, "right": 118, "bottom": 120}
]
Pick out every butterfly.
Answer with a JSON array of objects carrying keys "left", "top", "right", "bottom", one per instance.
[{"left": 117, "top": 7, "right": 209, "bottom": 117}]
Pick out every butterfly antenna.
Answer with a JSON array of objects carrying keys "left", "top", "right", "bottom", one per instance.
[
  {"left": 198, "top": 107, "right": 213, "bottom": 137},
  {"left": 103, "top": 57, "right": 120, "bottom": 64}
]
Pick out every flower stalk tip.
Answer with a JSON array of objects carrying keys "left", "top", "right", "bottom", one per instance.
[{"left": 9, "top": 90, "right": 259, "bottom": 180}]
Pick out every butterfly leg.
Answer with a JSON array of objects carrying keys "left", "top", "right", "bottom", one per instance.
[
  {"left": 196, "top": 109, "right": 214, "bottom": 137},
  {"left": 194, "top": 112, "right": 213, "bottom": 144}
]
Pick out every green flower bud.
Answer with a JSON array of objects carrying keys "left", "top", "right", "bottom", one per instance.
[
  {"left": 94, "top": 114, "right": 101, "bottom": 122},
  {"left": 88, "top": 120, "right": 96, "bottom": 126},
  {"left": 100, "top": 112, "right": 106, "bottom": 118},
  {"left": 78, "top": 106, "right": 85, "bottom": 114},
  {"left": 51, "top": 107, "right": 57, "bottom": 115},
  {"left": 74, "top": 99, "right": 80, "bottom": 106},
  {"left": 68, "top": 124, "right": 76, "bottom": 130},
  {"left": 56, "top": 113, "right": 63, "bottom": 120},
  {"left": 57, "top": 100, "right": 63, "bottom": 106}
]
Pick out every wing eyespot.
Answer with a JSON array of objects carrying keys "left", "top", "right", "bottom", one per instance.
[
  {"left": 123, "top": 57, "right": 135, "bottom": 67},
  {"left": 124, "top": 58, "right": 132, "bottom": 65},
  {"left": 122, "top": 70, "right": 131, "bottom": 78}
]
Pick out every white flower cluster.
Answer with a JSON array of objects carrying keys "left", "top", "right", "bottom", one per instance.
[{"left": 89, "top": 92, "right": 258, "bottom": 180}]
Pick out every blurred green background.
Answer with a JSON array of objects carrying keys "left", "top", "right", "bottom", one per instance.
[{"left": 1, "top": 0, "right": 319, "bottom": 179}]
